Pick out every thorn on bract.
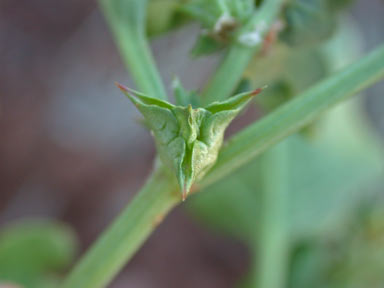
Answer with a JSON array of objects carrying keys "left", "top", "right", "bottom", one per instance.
[
  {"left": 251, "top": 86, "right": 267, "bottom": 96},
  {"left": 181, "top": 182, "right": 190, "bottom": 202},
  {"left": 115, "top": 81, "right": 129, "bottom": 92}
]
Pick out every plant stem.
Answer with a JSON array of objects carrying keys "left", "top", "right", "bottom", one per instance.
[
  {"left": 201, "top": 44, "right": 384, "bottom": 188},
  {"left": 61, "top": 166, "right": 179, "bottom": 288},
  {"left": 202, "top": 0, "right": 284, "bottom": 104},
  {"left": 99, "top": 0, "right": 168, "bottom": 100},
  {"left": 216, "top": 0, "right": 230, "bottom": 14},
  {"left": 62, "top": 45, "right": 384, "bottom": 288},
  {"left": 254, "top": 139, "right": 289, "bottom": 288}
]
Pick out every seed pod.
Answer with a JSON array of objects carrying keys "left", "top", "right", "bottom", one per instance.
[{"left": 116, "top": 82, "right": 263, "bottom": 200}]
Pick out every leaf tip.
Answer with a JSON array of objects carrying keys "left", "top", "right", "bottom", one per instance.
[
  {"left": 182, "top": 188, "right": 187, "bottom": 202},
  {"left": 114, "top": 81, "right": 129, "bottom": 93},
  {"left": 250, "top": 86, "right": 266, "bottom": 96},
  {"left": 178, "top": 175, "right": 192, "bottom": 202}
]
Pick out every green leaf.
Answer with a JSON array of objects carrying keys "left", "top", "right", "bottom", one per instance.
[
  {"left": 190, "top": 98, "right": 383, "bottom": 240},
  {"left": 290, "top": 198, "right": 384, "bottom": 288},
  {"left": 181, "top": 0, "right": 220, "bottom": 28},
  {"left": 201, "top": 0, "right": 285, "bottom": 103},
  {"left": 0, "top": 220, "right": 77, "bottom": 288},
  {"left": 117, "top": 82, "right": 262, "bottom": 199},
  {"left": 181, "top": 0, "right": 257, "bottom": 57},
  {"left": 190, "top": 34, "right": 225, "bottom": 57},
  {"left": 181, "top": 0, "right": 254, "bottom": 26},
  {"left": 280, "top": 0, "right": 336, "bottom": 47},
  {"left": 244, "top": 43, "right": 329, "bottom": 112},
  {"left": 146, "top": 0, "right": 183, "bottom": 36},
  {"left": 203, "top": 44, "right": 384, "bottom": 186},
  {"left": 327, "top": 0, "right": 355, "bottom": 11},
  {"left": 172, "top": 78, "right": 200, "bottom": 107}
]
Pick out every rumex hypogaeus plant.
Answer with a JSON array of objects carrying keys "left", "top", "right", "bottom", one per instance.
[
  {"left": 61, "top": 0, "right": 384, "bottom": 287},
  {"left": 117, "top": 83, "right": 263, "bottom": 199}
]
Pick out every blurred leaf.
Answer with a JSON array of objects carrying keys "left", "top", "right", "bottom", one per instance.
[
  {"left": 289, "top": 241, "right": 331, "bottom": 288},
  {"left": 181, "top": 0, "right": 219, "bottom": 27},
  {"left": 244, "top": 43, "right": 328, "bottom": 100},
  {"left": 191, "top": 12, "right": 383, "bottom": 241},
  {"left": 172, "top": 78, "right": 191, "bottom": 106},
  {"left": 146, "top": 0, "right": 180, "bottom": 35},
  {"left": 290, "top": 199, "right": 384, "bottom": 288},
  {"left": 0, "top": 220, "right": 77, "bottom": 288},
  {"left": 321, "top": 15, "right": 363, "bottom": 71},
  {"left": 181, "top": 0, "right": 256, "bottom": 56},
  {"left": 189, "top": 163, "right": 260, "bottom": 240},
  {"left": 190, "top": 34, "right": 224, "bottom": 57},
  {"left": 233, "top": 78, "right": 252, "bottom": 95},
  {"left": 280, "top": 0, "right": 337, "bottom": 47},
  {"left": 180, "top": 0, "right": 253, "bottom": 26},
  {"left": 255, "top": 80, "right": 294, "bottom": 111},
  {"left": 228, "top": 0, "right": 254, "bottom": 20},
  {"left": 172, "top": 78, "right": 201, "bottom": 107},
  {"left": 146, "top": 0, "right": 192, "bottom": 36},
  {"left": 189, "top": 99, "right": 383, "bottom": 241},
  {"left": 244, "top": 43, "right": 328, "bottom": 139},
  {"left": 288, "top": 100, "right": 383, "bottom": 238},
  {"left": 327, "top": 0, "right": 355, "bottom": 11}
]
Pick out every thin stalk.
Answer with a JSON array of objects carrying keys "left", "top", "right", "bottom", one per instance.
[
  {"left": 61, "top": 166, "right": 179, "bottom": 288},
  {"left": 254, "top": 139, "right": 289, "bottom": 288},
  {"left": 202, "top": 44, "right": 384, "bottom": 188},
  {"left": 99, "top": 0, "right": 168, "bottom": 100},
  {"left": 202, "top": 0, "right": 284, "bottom": 104}
]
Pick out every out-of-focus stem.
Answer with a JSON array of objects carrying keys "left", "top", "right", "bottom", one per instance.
[
  {"left": 254, "top": 139, "right": 289, "bottom": 288},
  {"left": 99, "top": 0, "right": 168, "bottom": 100}
]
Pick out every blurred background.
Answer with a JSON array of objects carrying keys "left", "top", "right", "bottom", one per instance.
[{"left": 0, "top": 0, "right": 384, "bottom": 287}]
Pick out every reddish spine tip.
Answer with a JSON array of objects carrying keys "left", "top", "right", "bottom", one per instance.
[
  {"left": 114, "top": 81, "right": 129, "bottom": 92},
  {"left": 182, "top": 189, "right": 187, "bottom": 202},
  {"left": 251, "top": 87, "right": 263, "bottom": 96}
]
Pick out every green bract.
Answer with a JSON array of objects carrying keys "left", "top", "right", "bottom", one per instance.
[
  {"left": 181, "top": 0, "right": 255, "bottom": 56},
  {"left": 117, "top": 83, "right": 262, "bottom": 200}
]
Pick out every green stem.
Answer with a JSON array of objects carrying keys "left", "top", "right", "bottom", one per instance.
[
  {"left": 254, "top": 139, "right": 289, "bottom": 288},
  {"left": 202, "top": 0, "right": 284, "bottom": 104},
  {"left": 99, "top": 0, "right": 168, "bottom": 100},
  {"left": 61, "top": 166, "right": 179, "bottom": 288},
  {"left": 216, "top": 0, "right": 230, "bottom": 14},
  {"left": 202, "top": 44, "right": 384, "bottom": 188}
]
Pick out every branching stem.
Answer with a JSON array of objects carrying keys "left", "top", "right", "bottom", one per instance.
[{"left": 61, "top": 0, "right": 384, "bottom": 284}]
